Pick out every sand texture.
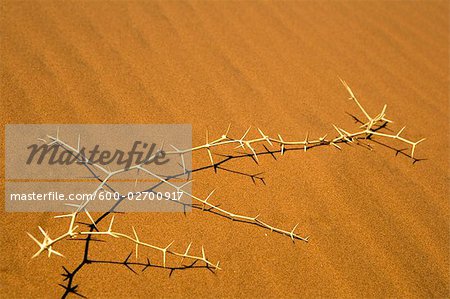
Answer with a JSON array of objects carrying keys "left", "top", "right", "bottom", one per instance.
[{"left": 0, "top": 1, "right": 449, "bottom": 298}]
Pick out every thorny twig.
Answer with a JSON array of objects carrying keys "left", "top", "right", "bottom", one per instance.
[{"left": 26, "top": 80, "right": 425, "bottom": 298}]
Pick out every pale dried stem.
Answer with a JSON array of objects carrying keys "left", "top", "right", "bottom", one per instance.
[{"left": 28, "top": 79, "right": 424, "bottom": 271}]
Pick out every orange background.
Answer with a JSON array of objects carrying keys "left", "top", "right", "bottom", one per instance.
[{"left": 1, "top": 1, "right": 448, "bottom": 297}]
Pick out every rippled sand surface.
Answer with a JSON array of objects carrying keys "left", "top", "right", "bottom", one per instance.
[{"left": 1, "top": 1, "right": 448, "bottom": 297}]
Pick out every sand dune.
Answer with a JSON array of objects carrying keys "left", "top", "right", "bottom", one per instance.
[{"left": 1, "top": 1, "right": 448, "bottom": 298}]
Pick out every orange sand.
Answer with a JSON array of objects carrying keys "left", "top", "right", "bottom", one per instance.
[{"left": 0, "top": 1, "right": 448, "bottom": 298}]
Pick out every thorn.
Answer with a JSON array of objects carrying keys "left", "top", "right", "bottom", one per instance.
[
  {"left": 162, "top": 241, "right": 174, "bottom": 268},
  {"left": 397, "top": 126, "right": 406, "bottom": 137},
  {"left": 166, "top": 241, "right": 174, "bottom": 250},
  {"left": 27, "top": 232, "right": 43, "bottom": 248},
  {"left": 224, "top": 123, "right": 231, "bottom": 138},
  {"left": 108, "top": 215, "right": 115, "bottom": 232},
  {"left": 203, "top": 189, "right": 215, "bottom": 211},
  {"left": 257, "top": 128, "right": 273, "bottom": 146},
  {"left": 158, "top": 139, "right": 165, "bottom": 153},
  {"left": 170, "top": 145, "right": 187, "bottom": 174},
  {"left": 180, "top": 242, "right": 192, "bottom": 265},
  {"left": 242, "top": 126, "right": 251, "bottom": 140},
  {"left": 38, "top": 226, "right": 49, "bottom": 240},
  {"left": 132, "top": 226, "right": 139, "bottom": 259},
  {"left": 77, "top": 134, "right": 81, "bottom": 151},
  {"left": 206, "top": 147, "right": 214, "bottom": 168},
  {"left": 338, "top": 77, "right": 371, "bottom": 121},
  {"left": 69, "top": 225, "right": 79, "bottom": 237},
  {"left": 169, "top": 144, "right": 180, "bottom": 152},
  {"left": 411, "top": 138, "right": 426, "bottom": 159},
  {"left": 304, "top": 132, "right": 309, "bottom": 152},
  {"left": 380, "top": 104, "right": 387, "bottom": 118},
  {"left": 338, "top": 128, "right": 356, "bottom": 136},
  {"left": 332, "top": 124, "right": 340, "bottom": 134},
  {"left": 48, "top": 247, "right": 65, "bottom": 258},
  {"left": 416, "top": 138, "right": 426, "bottom": 144},
  {"left": 65, "top": 203, "right": 81, "bottom": 209},
  {"left": 234, "top": 140, "right": 245, "bottom": 150},
  {"left": 54, "top": 213, "right": 74, "bottom": 219},
  {"left": 331, "top": 142, "right": 342, "bottom": 150},
  {"left": 178, "top": 180, "right": 194, "bottom": 191},
  {"left": 290, "top": 223, "right": 299, "bottom": 241},
  {"left": 185, "top": 242, "right": 193, "bottom": 256},
  {"left": 245, "top": 142, "right": 259, "bottom": 163},
  {"left": 333, "top": 124, "right": 351, "bottom": 142},
  {"left": 201, "top": 246, "right": 206, "bottom": 261},
  {"left": 84, "top": 209, "right": 98, "bottom": 230},
  {"left": 278, "top": 134, "right": 285, "bottom": 155},
  {"left": 319, "top": 134, "right": 328, "bottom": 143},
  {"left": 254, "top": 214, "right": 261, "bottom": 221}
]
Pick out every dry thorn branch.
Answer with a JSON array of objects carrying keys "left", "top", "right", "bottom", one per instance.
[
  {"left": 37, "top": 131, "right": 311, "bottom": 244},
  {"left": 26, "top": 80, "right": 425, "bottom": 295},
  {"left": 28, "top": 210, "right": 220, "bottom": 270}
]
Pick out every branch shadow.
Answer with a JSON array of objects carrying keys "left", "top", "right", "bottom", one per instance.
[{"left": 51, "top": 117, "right": 426, "bottom": 298}]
